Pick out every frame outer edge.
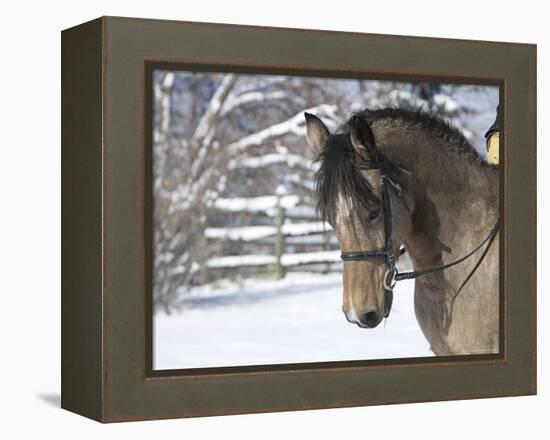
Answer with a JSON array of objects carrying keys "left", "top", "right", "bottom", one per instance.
[
  {"left": 61, "top": 17, "right": 104, "bottom": 422},
  {"left": 530, "top": 43, "right": 537, "bottom": 396},
  {"left": 98, "top": 16, "right": 536, "bottom": 422}
]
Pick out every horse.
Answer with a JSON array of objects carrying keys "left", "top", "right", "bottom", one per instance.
[{"left": 304, "top": 109, "right": 499, "bottom": 356}]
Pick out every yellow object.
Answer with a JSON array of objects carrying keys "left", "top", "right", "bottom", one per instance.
[{"left": 486, "top": 132, "right": 499, "bottom": 165}]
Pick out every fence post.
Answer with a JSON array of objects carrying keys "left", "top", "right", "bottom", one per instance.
[{"left": 275, "top": 186, "right": 286, "bottom": 279}]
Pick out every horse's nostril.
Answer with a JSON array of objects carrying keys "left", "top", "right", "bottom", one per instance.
[{"left": 363, "top": 311, "right": 380, "bottom": 328}]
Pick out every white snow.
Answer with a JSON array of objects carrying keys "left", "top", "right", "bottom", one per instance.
[
  {"left": 221, "top": 90, "right": 287, "bottom": 116},
  {"left": 285, "top": 172, "right": 316, "bottom": 191},
  {"left": 283, "top": 205, "right": 317, "bottom": 219},
  {"left": 207, "top": 255, "right": 276, "bottom": 268},
  {"left": 204, "top": 222, "right": 332, "bottom": 246},
  {"left": 204, "top": 221, "right": 331, "bottom": 242},
  {"left": 229, "top": 152, "right": 317, "bottom": 171},
  {"left": 153, "top": 274, "right": 433, "bottom": 370},
  {"left": 433, "top": 93, "right": 459, "bottom": 113},
  {"left": 281, "top": 221, "right": 332, "bottom": 236},
  {"left": 286, "top": 234, "right": 339, "bottom": 245},
  {"left": 204, "top": 222, "right": 329, "bottom": 239},
  {"left": 157, "top": 72, "right": 175, "bottom": 135},
  {"left": 204, "top": 227, "right": 331, "bottom": 244},
  {"left": 205, "top": 225, "right": 277, "bottom": 241},
  {"left": 212, "top": 194, "right": 300, "bottom": 212},
  {"left": 161, "top": 72, "right": 175, "bottom": 89}
]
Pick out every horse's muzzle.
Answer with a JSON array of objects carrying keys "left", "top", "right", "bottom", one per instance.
[
  {"left": 359, "top": 310, "right": 383, "bottom": 328},
  {"left": 344, "top": 308, "right": 383, "bottom": 328}
]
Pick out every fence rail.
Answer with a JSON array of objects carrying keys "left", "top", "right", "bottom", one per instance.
[
  {"left": 207, "top": 250, "right": 341, "bottom": 269},
  {"left": 204, "top": 222, "right": 332, "bottom": 242},
  {"left": 206, "top": 193, "right": 339, "bottom": 279}
]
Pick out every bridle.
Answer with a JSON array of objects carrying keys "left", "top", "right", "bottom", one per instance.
[{"left": 340, "top": 157, "right": 499, "bottom": 319}]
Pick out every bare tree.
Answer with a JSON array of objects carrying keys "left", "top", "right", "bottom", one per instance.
[{"left": 152, "top": 72, "right": 339, "bottom": 310}]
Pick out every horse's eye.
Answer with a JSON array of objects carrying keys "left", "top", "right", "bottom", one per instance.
[{"left": 368, "top": 209, "right": 381, "bottom": 223}]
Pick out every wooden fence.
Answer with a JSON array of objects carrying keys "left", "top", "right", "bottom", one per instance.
[{"left": 204, "top": 193, "right": 341, "bottom": 280}]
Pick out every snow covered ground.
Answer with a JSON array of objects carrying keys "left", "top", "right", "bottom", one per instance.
[{"left": 154, "top": 273, "right": 433, "bottom": 370}]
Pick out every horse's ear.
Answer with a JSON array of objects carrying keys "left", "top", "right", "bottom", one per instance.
[
  {"left": 349, "top": 114, "right": 376, "bottom": 158},
  {"left": 305, "top": 112, "right": 329, "bottom": 155}
]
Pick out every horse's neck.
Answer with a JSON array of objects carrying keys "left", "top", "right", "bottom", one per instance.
[
  {"left": 375, "top": 125, "right": 499, "bottom": 271},
  {"left": 404, "top": 161, "right": 498, "bottom": 273}
]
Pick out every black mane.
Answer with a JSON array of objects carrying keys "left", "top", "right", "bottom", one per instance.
[{"left": 354, "top": 107, "right": 485, "bottom": 165}]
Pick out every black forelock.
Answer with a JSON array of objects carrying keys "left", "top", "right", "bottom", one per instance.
[{"left": 315, "top": 133, "right": 382, "bottom": 229}]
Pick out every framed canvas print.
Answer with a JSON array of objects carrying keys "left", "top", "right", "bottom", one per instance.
[{"left": 61, "top": 16, "right": 536, "bottom": 422}]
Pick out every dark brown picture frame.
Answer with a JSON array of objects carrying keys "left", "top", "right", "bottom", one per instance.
[{"left": 61, "top": 16, "right": 536, "bottom": 423}]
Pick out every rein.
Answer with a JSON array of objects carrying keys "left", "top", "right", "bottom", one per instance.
[{"left": 340, "top": 159, "right": 499, "bottom": 316}]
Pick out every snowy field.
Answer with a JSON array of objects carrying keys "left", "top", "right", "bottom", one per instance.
[{"left": 154, "top": 273, "right": 433, "bottom": 370}]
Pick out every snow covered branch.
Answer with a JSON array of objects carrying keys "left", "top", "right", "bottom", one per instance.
[
  {"left": 228, "top": 152, "right": 318, "bottom": 171},
  {"left": 221, "top": 90, "right": 288, "bottom": 116},
  {"left": 211, "top": 194, "right": 300, "bottom": 213},
  {"left": 153, "top": 72, "right": 175, "bottom": 142},
  {"left": 191, "top": 74, "right": 238, "bottom": 143},
  {"left": 227, "top": 104, "right": 339, "bottom": 154}
]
